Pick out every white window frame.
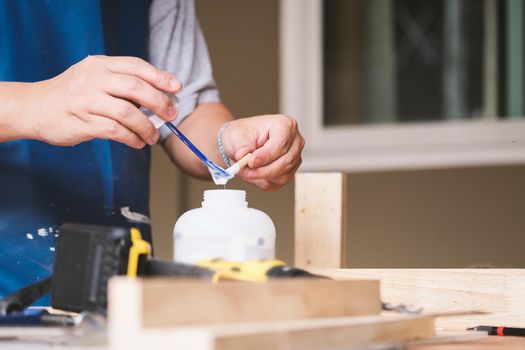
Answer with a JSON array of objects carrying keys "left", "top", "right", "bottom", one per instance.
[{"left": 279, "top": 0, "right": 525, "bottom": 172}]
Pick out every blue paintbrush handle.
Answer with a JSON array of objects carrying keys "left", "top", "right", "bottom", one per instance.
[{"left": 164, "top": 122, "right": 229, "bottom": 176}]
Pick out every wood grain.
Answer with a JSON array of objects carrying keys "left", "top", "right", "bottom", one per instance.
[
  {"left": 408, "top": 336, "right": 525, "bottom": 350},
  {"left": 111, "top": 314, "right": 435, "bottom": 350},
  {"left": 109, "top": 278, "right": 380, "bottom": 328},
  {"left": 294, "top": 172, "right": 347, "bottom": 269},
  {"left": 310, "top": 268, "right": 525, "bottom": 330}
]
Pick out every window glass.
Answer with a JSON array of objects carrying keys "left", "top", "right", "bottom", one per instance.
[{"left": 323, "top": 0, "right": 525, "bottom": 126}]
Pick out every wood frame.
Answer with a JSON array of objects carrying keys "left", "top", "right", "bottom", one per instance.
[
  {"left": 312, "top": 268, "right": 525, "bottom": 331},
  {"left": 294, "top": 172, "right": 525, "bottom": 332}
]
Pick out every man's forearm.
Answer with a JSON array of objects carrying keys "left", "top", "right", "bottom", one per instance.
[
  {"left": 0, "top": 82, "right": 34, "bottom": 142},
  {"left": 162, "top": 102, "right": 235, "bottom": 179}
]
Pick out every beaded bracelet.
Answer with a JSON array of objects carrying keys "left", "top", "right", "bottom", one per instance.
[{"left": 217, "top": 121, "right": 232, "bottom": 167}]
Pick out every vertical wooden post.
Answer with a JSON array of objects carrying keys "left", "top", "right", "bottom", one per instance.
[{"left": 294, "top": 172, "right": 347, "bottom": 269}]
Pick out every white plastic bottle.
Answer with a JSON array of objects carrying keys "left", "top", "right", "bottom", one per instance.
[{"left": 173, "top": 189, "right": 276, "bottom": 264}]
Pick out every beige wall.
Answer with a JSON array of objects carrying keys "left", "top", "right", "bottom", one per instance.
[
  {"left": 345, "top": 165, "right": 525, "bottom": 267},
  {"left": 150, "top": 0, "right": 525, "bottom": 267}
]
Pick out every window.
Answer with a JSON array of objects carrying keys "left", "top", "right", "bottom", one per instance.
[{"left": 281, "top": 0, "right": 525, "bottom": 172}]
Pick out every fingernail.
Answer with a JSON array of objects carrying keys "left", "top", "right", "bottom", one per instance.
[
  {"left": 253, "top": 158, "right": 261, "bottom": 168},
  {"left": 168, "top": 103, "right": 178, "bottom": 120},
  {"left": 151, "top": 132, "right": 160, "bottom": 144},
  {"left": 169, "top": 78, "right": 180, "bottom": 91}
]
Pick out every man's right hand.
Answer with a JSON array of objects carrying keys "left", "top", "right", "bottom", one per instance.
[{"left": 24, "top": 55, "right": 181, "bottom": 148}]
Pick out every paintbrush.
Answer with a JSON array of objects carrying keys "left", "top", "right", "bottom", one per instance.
[
  {"left": 149, "top": 114, "right": 252, "bottom": 185},
  {"left": 145, "top": 94, "right": 253, "bottom": 185}
]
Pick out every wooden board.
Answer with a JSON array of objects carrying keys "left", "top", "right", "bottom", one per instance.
[
  {"left": 310, "top": 269, "right": 525, "bottom": 331},
  {"left": 408, "top": 335, "right": 525, "bottom": 350},
  {"left": 108, "top": 278, "right": 380, "bottom": 328},
  {"left": 294, "top": 172, "right": 347, "bottom": 268},
  {"left": 109, "top": 277, "right": 424, "bottom": 350},
  {"left": 110, "top": 314, "right": 435, "bottom": 350}
]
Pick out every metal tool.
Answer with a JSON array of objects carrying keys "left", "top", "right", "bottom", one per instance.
[
  {"left": 382, "top": 302, "right": 423, "bottom": 315},
  {"left": 0, "top": 277, "right": 52, "bottom": 316}
]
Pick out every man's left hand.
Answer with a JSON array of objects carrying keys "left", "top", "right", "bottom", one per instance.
[{"left": 221, "top": 115, "right": 305, "bottom": 191}]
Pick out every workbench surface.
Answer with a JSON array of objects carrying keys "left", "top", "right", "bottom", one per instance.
[
  {"left": 2, "top": 335, "right": 525, "bottom": 349},
  {"left": 0, "top": 330, "right": 525, "bottom": 350},
  {"left": 411, "top": 336, "right": 525, "bottom": 349}
]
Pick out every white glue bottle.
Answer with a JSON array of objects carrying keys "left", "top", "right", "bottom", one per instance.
[{"left": 173, "top": 189, "right": 276, "bottom": 264}]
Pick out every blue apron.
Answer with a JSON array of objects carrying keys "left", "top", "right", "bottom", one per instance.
[{"left": 0, "top": 0, "right": 153, "bottom": 303}]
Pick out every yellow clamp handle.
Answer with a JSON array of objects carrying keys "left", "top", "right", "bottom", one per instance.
[
  {"left": 127, "top": 228, "right": 151, "bottom": 278},
  {"left": 197, "top": 259, "right": 286, "bottom": 283}
]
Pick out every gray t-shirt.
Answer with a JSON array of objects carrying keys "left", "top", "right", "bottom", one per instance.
[{"left": 149, "top": 0, "right": 220, "bottom": 141}]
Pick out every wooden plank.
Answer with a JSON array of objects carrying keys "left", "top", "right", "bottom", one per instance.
[
  {"left": 111, "top": 314, "right": 435, "bottom": 350},
  {"left": 108, "top": 278, "right": 380, "bottom": 328},
  {"left": 310, "top": 269, "right": 525, "bottom": 331},
  {"left": 141, "top": 279, "right": 380, "bottom": 327},
  {"left": 294, "top": 172, "right": 347, "bottom": 269},
  {"left": 409, "top": 335, "right": 525, "bottom": 350}
]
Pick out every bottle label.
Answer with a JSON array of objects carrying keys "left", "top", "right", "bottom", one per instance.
[
  {"left": 174, "top": 232, "right": 275, "bottom": 263},
  {"left": 232, "top": 235, "right": 275, "bottom": 261}
]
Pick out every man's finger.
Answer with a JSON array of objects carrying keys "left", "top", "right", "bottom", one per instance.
[
  {"left": 244, "top": 135, "right": 302, "bottom": 179},
  {"left": 249, "top": 123, "right": 295, "bottom": 169},
  {"left": 266, "top": 161, "right": 301, "bottom": 187},
  {"left": 251, "top": 161, "right": 299, "bottom": 190},
  {"left": 103, "top": 73, "right": 177, "bottom": 122},
  {"left": 245, "top": 178, "right": 280, "bottom": 192},
  {"left": 95, "top": 55, "right": 182, "bottom": 94},
  {"left": 233, "top": 145, "right": 254, "bottom": 162},
  {"left": 85, "top": 95, "right": 159, "bottom": 145},
  {"left": 84, "top": 114, "right": 146, "bottom": 149}
]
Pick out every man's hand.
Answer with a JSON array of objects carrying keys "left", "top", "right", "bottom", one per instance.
[
  {"left": 161, "top": 103, "right": 303, "bottom": 192},
  {"left": 221, "top": 115, "right": 305, "bottom": 191},
  {"left": 24, "top": 55, "right": 181, "bottom": 148}
]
